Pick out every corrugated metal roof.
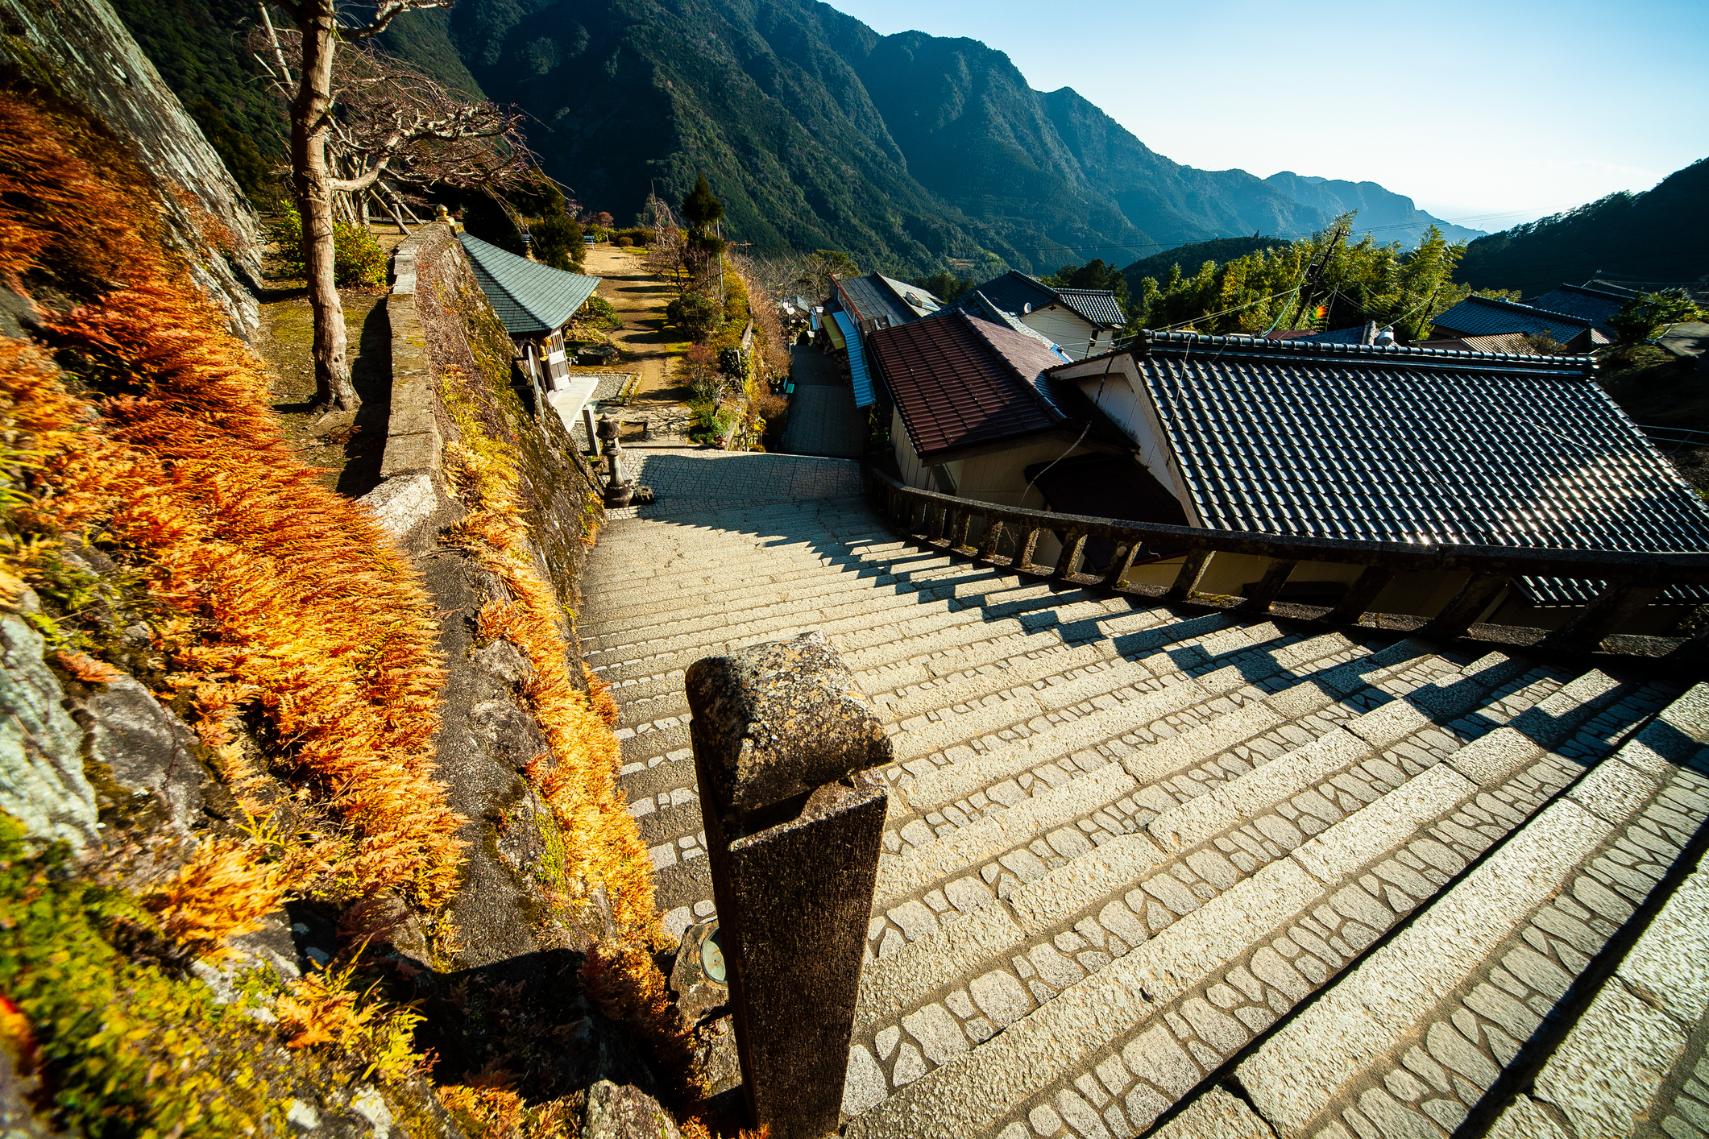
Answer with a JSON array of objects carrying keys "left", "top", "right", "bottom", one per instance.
[
  {"left": 1103, "top": 332, "right": 1709, "bottom": 605},
  {"left": 1433, "top": 295, "right": 1597, "bottom": 344},
  {"left": 459, "top": 233, "right": 600, "bottom": 337},
  {"left": 869, "top": 312, "right": 1063, "bottom": 460},
  {"left": 832, "top": 310, "right": 876, "bottom": 408},
  {"left": 836, "top": 274, "right": 940, "bottom": 329}
]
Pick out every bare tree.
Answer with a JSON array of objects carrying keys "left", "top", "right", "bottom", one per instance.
[{"left": 253, "top": 1, "right": 532, "bottom": 414}]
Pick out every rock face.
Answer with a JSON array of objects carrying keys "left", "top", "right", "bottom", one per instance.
[
  {"left": 0, "top": 0, "right": 262, "bottom": 336},
  {"left": 0, "top": 609, "right": 99, "bottom": 850}
]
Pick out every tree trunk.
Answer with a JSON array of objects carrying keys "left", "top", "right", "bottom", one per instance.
[{"left": 292, "top": 0, "right": 360, "bottom": 414}]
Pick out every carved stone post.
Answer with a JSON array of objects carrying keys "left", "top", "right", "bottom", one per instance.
[
  {"left": 596, "top": 416, "right": 633, "bottom": 507},
  {"left": 686, "top": 632, "right": 893, "bottom": 1139}
]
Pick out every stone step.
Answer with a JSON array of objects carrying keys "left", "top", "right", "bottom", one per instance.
[
  {"left": 582, "top": 541, "right": 920, "bottom": 615},
  {"left": 602, "top": 594, "right": 1160, "bottom": 733},
  {"left": 584, "top": 550, "right": 963, "bottom": 641},
  {"left": 856, "top": 650, "right": 1530, "bottom": 960},
  {"left": 852, "top": 657, "right": 1590, "bottom": 1021},
  {"left": 1227, "top": 683, "right": 1709, "bottom": 1139},
  {"left": 584, "top": 561, "right": 1011, "bottom": 659},
  {"left": 599, "top": 580, "right": 1109, "bottom": 698},
  {"left": 614, "top": 608, "right": 1334, "bottom": 817},
  {"left": 589, "top": 571, "right": 1004, "bottom": 683},
  {"left": 838, "top": 674, "right": 1674, "bottom": 1138}
]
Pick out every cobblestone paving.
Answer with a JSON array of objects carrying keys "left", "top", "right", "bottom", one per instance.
[
  {"left": 579, "top": 452, "right": 1709, "bottom": 1139},
  {"left": 780, "top": 344, "right": 866, "bottom": 459}
]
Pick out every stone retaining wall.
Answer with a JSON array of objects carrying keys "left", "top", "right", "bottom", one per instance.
[{"left": 359, "top": 224, "right": 452, "bottom": 542}]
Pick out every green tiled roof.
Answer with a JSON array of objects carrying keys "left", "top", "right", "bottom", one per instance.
[{"left": 458, "top": 232, "right": 600, "bottom": 337}]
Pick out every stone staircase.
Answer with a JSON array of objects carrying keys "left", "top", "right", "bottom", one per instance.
[{"left": 582, "top": 449, "right": 1709, "bottom": 1139}]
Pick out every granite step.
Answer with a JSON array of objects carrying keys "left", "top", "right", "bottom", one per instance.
[{"left": 838, "top": 677, "right": 1678, "bottom": 1139}]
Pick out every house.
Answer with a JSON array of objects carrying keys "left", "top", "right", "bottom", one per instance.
[
  {"left": 1527, "top": 282, "right": 1634, "bottom": 340},
  {"left": 1051, "top": 332, "right": 1709, "bottom": 626},
  {"left": 866, "top": 311, "right": 1132, "bottom": 509},
  {"left": 458, "top": 232, "right": 601, "bottom": 393},
  {"left": 948, "top": 270, "right": 1128, "bottom": 359},
  {"left": 819, "top": 273, "right": 947, "bottom": 413},
  {"left": 1431, "top": 294, "right": 1609, "bottom": 351},
  {"left": 832, "top": 273, "right": 944, "bottom": 330}
]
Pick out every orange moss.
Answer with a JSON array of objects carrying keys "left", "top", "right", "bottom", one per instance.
[
  {"left": 583, "top": 662, "right": 620, "bottom": 729},
  {"left": 142, "top": 836, "right": 285, "bottom": 960},
  {"left": 437, "top": 1083, "right": 575, "bottom": 1138},
  {"left": 276, "top": 961, "right": 427, "bottom": 1083},
  {"left": 579, "top": 940, "right": 703, "bottom": 1107},
  {"left": 0, "top": 91, "right": 462, "bottom": 908},
  {"left": 445, "top": 435, "right": 656, "bottom": 941}
]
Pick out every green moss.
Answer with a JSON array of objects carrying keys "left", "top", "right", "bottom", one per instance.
[{"left": 0, "top": 813, "right": 289, "bottom": 1136}]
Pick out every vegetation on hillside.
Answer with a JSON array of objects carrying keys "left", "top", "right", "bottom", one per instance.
[
  {"left": 650, "top": 179, "right": 788, "bottom": 448},
  {"left": 1456, "top": 157, "right": 1709, "bottom": 296},
  {"left": 0, "top": 86, "right": 460, "bottom": 1131},
  {"left": 107, "top": 0, "right": 285, "bottom": 196},
  {"left": 1119, "top": 236, "right": 1289, "bottom": 298},
  {"left": 1126, "top": 220, "right": 1474, "bottom": 341},
  {"left": 368, "top": 0, "right": 1468, "bottom": 274}
]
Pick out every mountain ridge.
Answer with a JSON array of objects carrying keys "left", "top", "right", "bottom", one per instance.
[{"left": 376, "top": 0, "right": 1475, "bottom": 273}]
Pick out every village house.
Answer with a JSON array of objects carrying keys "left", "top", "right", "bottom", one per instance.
[
  {"left": 1051, "top": 332, "right": 1709, "bottom": 629},
  {"left": 1431, "top": 292, "right": 1609, "bottom": 351},
  {"left": 459, "top": 232, "right": 601, "bottom": 394},
  {"left": 820, "top": 272, "right": 947, "bottom": 418},
  {"left": 864, "top": 310, "right": 1164, "bottom": 519},
  {"left": 948, "top": 269, "right": 1127, "bottom": 359}
]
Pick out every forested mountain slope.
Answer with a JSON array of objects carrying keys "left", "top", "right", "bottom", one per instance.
[
  {"left": 1457, "top": 157, "right": 1709, "bottom": 296},
  {"left": 116, "top": 0, "right": 1474, "bottom": 274}
]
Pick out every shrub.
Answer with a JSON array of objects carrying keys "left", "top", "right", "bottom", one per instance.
[
  {"left": 678, "top": 343, "right": 721, "bottom": 403},
  {"left": 331, "top": 222, "right": 387, "bottom": 287},
  {"left": 1611, "top": 289, "right": 1705, "bottom": 342},
  {"left": 263, "top": 205, "right": 388, "bottom": 287},
  {"left": 667, "top": 291, "right": 721, "bottom": 341}
]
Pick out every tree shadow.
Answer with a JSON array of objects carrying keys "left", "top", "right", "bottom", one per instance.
[{"left": 337, "top": 301, "right": 392, "bottom": 497}]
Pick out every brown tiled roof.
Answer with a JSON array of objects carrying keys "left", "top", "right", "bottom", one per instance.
[{"left": 868, "top": 313, "right": 1063, "bottom": 460}]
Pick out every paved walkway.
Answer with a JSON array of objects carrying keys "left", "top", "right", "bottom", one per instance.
[
  {"left": 780, "top": 345, "right": 865, "bottom": 459},
  {"left": 582, "top": 450, "right": 1709, "bottom": 1139}
]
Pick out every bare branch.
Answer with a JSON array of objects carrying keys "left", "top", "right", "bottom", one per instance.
[{"left": 340, "top": 0, "right": 451, "bottom": 40}]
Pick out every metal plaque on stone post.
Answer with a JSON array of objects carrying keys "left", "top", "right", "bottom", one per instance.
[{"left": 685, "top": 632, "right": 892, "bottom": 1139}]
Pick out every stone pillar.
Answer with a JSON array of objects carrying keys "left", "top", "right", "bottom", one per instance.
[
  {"left": 597, "top": 416, "right": 633, "bottom": 507},
  {"left": 686, "top": 632, "right": 893, "bottom": 1139},
  {"left": 583, "top": 406, "right": 601, "bottom": 456}
]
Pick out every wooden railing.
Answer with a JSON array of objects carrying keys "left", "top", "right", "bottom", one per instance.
[{"left": 868, "top": 471, "right": 1709, "bottom": 658}]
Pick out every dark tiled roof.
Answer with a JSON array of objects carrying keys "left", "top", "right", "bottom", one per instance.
[
  {"left": 835, "top": 274, "right": 941, "bottom": 329},
  {"left": 1086, "top": 332, "right": 1709, "bottom": 604},
  {"left": 952, "top": 271, "right": 1126, "bottom": 330},
  {"left": 1528, "top": 284, "right": 1631, "bottom": 335},
  {"left": 1433, "top": 295, "right": 1599, "bottom": 344},
  {"left": 459, "top": 233, "right": 599, "bottom": 337},
  {"left": 1054, "top": 288, "right": 1128, "bottom": 328},
  {"left": 868, "top": 312, "right": 1064, "bottom": 460}
]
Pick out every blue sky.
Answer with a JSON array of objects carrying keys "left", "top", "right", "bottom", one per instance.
[{"left": 828, "top": 0, "right": 1709, "bottom": 230}]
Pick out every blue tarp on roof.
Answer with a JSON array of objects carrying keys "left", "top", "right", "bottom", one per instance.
[{"left": 832, "top": 310, "right": 876, "bottom": 408}]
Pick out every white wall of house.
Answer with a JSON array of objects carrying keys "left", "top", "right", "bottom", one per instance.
[
  {"left": 1019, "top": 305, "right": 1106, "bottom": 360},
  {"left": 1057, "top": 355, "right": 1195, "bottom": 512}
]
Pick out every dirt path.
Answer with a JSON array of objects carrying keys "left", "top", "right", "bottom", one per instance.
[{"left": 578, "top": 244, "right": 692, "bottom": 437}]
